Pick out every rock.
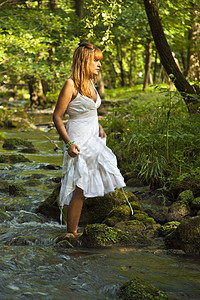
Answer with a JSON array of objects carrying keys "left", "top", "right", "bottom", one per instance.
[
  {"left": 146, "top": 207, "right": 169, "bottom": 224},
  {"left": 126, "top": 177, "right": 145, "bottom": 187},
  {"left": 36, "top": 183, "right": 61, "bottom": 221},
  {"left": 103, "top": 205, "right": 131, "bottom": 226},
  {"left": 191, "top": 197, "right": 200, "bottom": 210},
  {"left": 80, "top": 223, "right": 130, "bottom": 247},
  {"left": 117, "top": 276, "right": 169, "bottom": 300},
  {"left": 115, "top": 220, "right": 146, "bottom": 233},
  {"left": 162, "top": 221, "right": 181, "bottom": 236},
  {"left": 80, "top": 189, "right": 136, "bottom": 225},
  {"left": 144, "top": 224, "right": 162, "bottom": 239},
  {"left": 9, "top": 183, "right": 27, "bottom": 196},
  {"left": 129, "top": 200, "right": 142, "bottom": 211},
  {"left": 0, "top": 154, "right": 30, "bottom": 164},
  {"left": 3, "top": 112, "right": 37, "bottom": 130},
  {"left": 81, "top": 223, "right": 152, "bottom": 248},
  {"left": 177, "top": 190, "right": 194, "bottom": 205},
  {"left": 37, "top": 163, "right": 61, "bottom": 170},
  {"left": 55, "top": 233, "right": 81, "bottom": 248},
  {"left": 164, "top": 216, "right": 200, "bottom": 256},
  {"left": 132, "top": 212, "right": 148, "bottom": 222},
  {"left": 2, "top": 138, "right": 37, "bottom": 152},
  {"left": 167, "top": 202, "right": 191, "bottom": 222}
]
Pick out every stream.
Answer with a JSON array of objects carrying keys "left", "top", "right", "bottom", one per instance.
[{"left": 0, "top": 112, "right": 200, "bottom": 300}]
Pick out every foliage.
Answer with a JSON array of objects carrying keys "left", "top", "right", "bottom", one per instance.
[{"left": 102, "top": 86, "right": 200, "bottom": 193}]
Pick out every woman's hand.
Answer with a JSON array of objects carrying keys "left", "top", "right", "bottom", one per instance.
[
  {"left": 99, "top": 124, "right": 107, "bottom": 138},
  {"left": 68, "top": 143, "right": 80, "bottom": 157}
]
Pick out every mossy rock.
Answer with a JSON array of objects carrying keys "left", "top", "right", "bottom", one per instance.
[
  {"left": 144, "top": 217, "right": 156, "bottom": 226},
  {"left": 115, "top": 220, "right": 146, "bottom": 233},
  {"left": 191, "top": 197, "right": 200, "bottom": 210},
  {"left": 167, "top": 176, "right": 200, "bottom": 199},
  {"left": 9, "top": 183, "right": 27, "bottom": 196},
  {"left": 164, "top": 216, "right": 200, "bottom": 256},
  {"left": 36, "top": 183, "right": 61, "bottom": 221},
  {"left": 177, "top": 190, "right": 194, "bottom": 205},
  {"left": 81, "top": 223, "right": 130, "bottom": 247},
  {"left": 3, "top": 138, "right": 36, "bottom": 150},
  {"left": 80, "top": 189, "right": 136, "bottom": 225},
  {"left": 132, "top": 212, "right": 148, "bottom": 222},
  {"left": 129, "top": 200, "right": 142, "bottom": 211},
  {"left": 0, "top": 154, "right": 30, "bottom": 164},
  {"left": 117, "top": 276, "right": 169, "bottom": 300},
  {"left": 103, "top": 205, "right": 131, "bottom": 226},
  {"left": 167, "top": 202, "right": 191, "bottom": 222},
  {"left": 81, "top": 223, "right": 152, "bottom": 248},
  {"left": 162, "top": 221, "right": 181, "bottom": 236}
]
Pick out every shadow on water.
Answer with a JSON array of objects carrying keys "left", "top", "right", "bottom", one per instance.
[{"left": 0, "top": 123, "right": 200, "bottom": 299}]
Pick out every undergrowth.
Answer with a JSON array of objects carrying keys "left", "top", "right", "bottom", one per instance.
[{"left": 101, "top": 86, "right": 200, "bottom": 197}]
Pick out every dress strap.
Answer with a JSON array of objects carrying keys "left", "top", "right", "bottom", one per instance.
[{"left": 122, "top": 188, "right": 134, "bottom": 215}]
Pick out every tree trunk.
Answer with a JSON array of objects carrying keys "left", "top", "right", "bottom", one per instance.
[
  {"left": 153, "top": 50, "right": 158, "bottom": 83},
  {"left": 27, "top": 77, "right": 38, "bottom": 107},
  {"left": 49, "top": 0, "right": 57, "bottom": 10},
  {"left": 187, "top": 7, "right": 200, "bottom": 81},
  {"left": 97, "top": 71, "right": 105, "bottom": 99},
  {"left": 74, "top": 0, "right": 84, "bottom": 19},
  {"left": 143, "top": 39, "right": 152, "bottom": 90},
  {"left": 117, "top": 43, "right": 125, "bottom": 87},
  {"left": 143, "top": 0, "right": 199, "bottom": 111},
  {"left": 128, "top": 42, "right": 135, "bottom": 86}
]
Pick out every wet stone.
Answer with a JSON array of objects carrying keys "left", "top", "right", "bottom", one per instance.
[{"left": 0, "top": 154, "right": 30, "bottom": 164}]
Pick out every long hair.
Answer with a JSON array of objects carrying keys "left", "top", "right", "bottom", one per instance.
[{"left": 71, "top": 42, "right": 103, "bottom": 97}]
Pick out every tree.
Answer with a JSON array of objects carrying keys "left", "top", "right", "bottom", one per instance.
[{"left": 143, "top": 0, "right": 200, "bottom": 111}]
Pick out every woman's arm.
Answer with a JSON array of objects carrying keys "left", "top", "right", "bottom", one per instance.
[{"left": 53, "top": 79, "right": 80, "bottom": 157}]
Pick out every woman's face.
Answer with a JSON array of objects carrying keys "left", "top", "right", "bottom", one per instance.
[{"left": 89, "top": 58, "right": 101, "bottom": 76}]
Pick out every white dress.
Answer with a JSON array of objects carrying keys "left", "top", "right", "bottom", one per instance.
[{"left": 59, "top": 86, "right": 126, "bottom": 213}]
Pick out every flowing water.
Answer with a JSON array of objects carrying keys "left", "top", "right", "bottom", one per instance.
[{"left": 0, "top": 113, "right": 200, "bottom": 300}]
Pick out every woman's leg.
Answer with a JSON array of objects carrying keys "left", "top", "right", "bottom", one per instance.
[{"left": 63, "top": 187, "right": 84, "bottom": 235}]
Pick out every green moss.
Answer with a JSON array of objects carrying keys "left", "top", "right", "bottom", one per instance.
[
  {"left": 115, "top": 220, "right": 146, "bottom": 233},
  {"left": 0, "top": 154, "right": 30, "bottom": 164},
  {"left": 81, "top": 189, "right": 135, "bottom": 224},
  {"left": 191, "top": 197, "right": 200, "bottom": 210},
  {"left": 162, "top": 221, "right": 181, "bottom": 236},
  {"left": 130, "top": 201, "right": 141, "bottom": 210},
  {"left": 117, "top": 276, "right": 169, "bottom": 300},
  {"left": 133, "top": 212, "right": 148, "bottom": 222},
  {"left": 164, "top": 216, "right": 200, "bottom": 255},
  {"left": 103, "top": 205, "right": 131, "bottom": 226},
  {"left": 177, "top": 190, "right": 194, "bottom": 205},
  {"left": 82, "top": 224, "right": 130, "bottom": 247},
  {"left": 144, "top": 217, "right": 156, "bottom": 226},
  {"left": 3, "top": 138, "right": 34, "bottom": 150}
]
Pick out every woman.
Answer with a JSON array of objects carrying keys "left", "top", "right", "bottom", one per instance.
[{"left": 53, "top": 42, "right": 126, "bottom": 236}]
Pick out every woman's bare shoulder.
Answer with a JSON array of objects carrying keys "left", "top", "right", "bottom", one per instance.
[{"left": 64, "top": 78, "right": 75, "bottom": 89}]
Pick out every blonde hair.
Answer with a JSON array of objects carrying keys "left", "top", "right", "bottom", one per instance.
[{"left": 71, "top": 42, "right": 103, "bottom": 97}]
